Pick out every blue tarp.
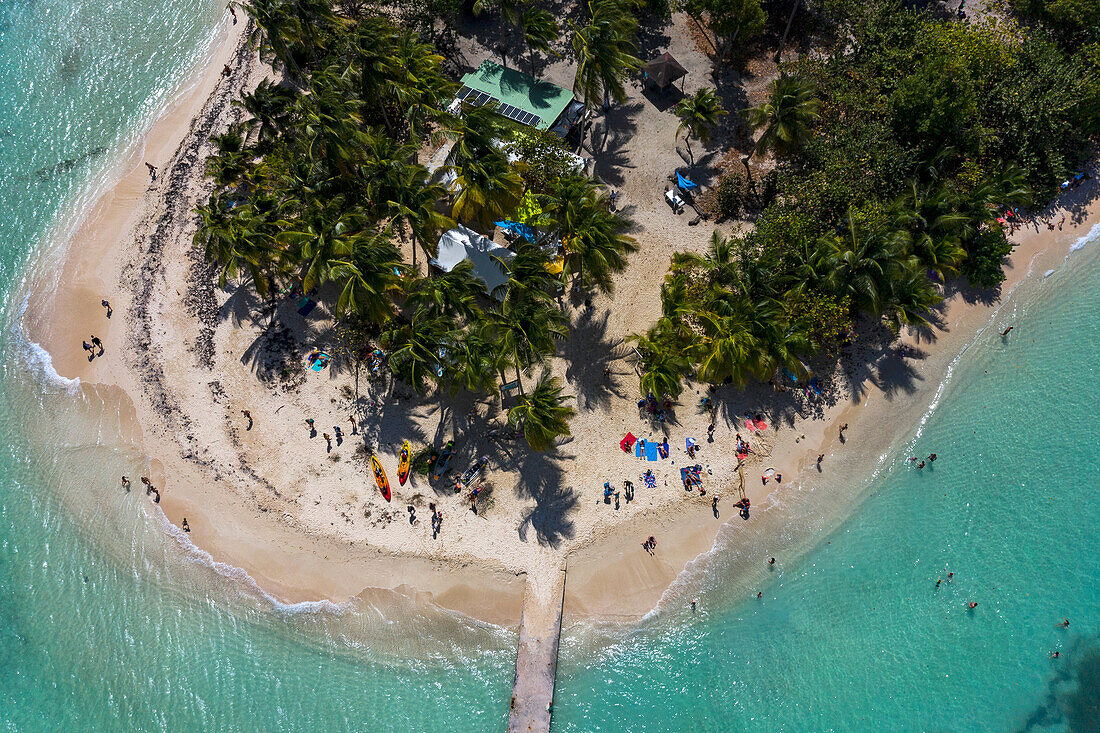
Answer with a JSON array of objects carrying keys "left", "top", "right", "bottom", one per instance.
[
  {"left": 494, "top": 220, "right": 536, "bottom": 242},
  {"left": 676, "top": 172, "right": 698, "bottom": 191},
  {"left": 645, "top": 441, "right": 659, "bottom": 461}
]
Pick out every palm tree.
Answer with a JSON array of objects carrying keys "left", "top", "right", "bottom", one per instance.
[
  {"left": 674, "top": 88, "right": 727, "bottom": 165},
  {"left": 507, "top": 373, "right": 576, "bottom": 451},
  {"left": 491, "top": 240, "right": 560, "bottom": 305},
  {"left": 276, "top": 199, "right": 361, "bottom": 293},
  {"left": 883, "top": 266, "right": 941, "bottom": 332},
  {"left": 195, "top": 195, "right": 278, "bottom": 297},
  {"left": 631, "top": 331, "right": 690, "bottom": 399},
  {"left": 690, "top": 310, "right": 766, "bottom": 386},
  {"left": 520, "top": 7, "right": 559, "bottom": 76},
  {"left": 297, "top": 64, "right": 368, "bottom": 178},
  {"left": 385, "top": 164, "right": 452, "bottom": 271},
  {"left": 405, "top": 260, "right": 484, "bottom": 322},
  {"left": 206, "top": 124, "right": 252, "bottom": 188},
  {"left": 234, "top": 79, "right": 298, "bottom": 150},
  {"left": 327, "top": 224, "right": 404, "bottom": 323},
  {"left": 381, "top": 312, "right": 453, "bottom": 395},
  {"left": 444, "top": 323, "right": 500, "bottom": 396},
  {"left": 239, "top": 0, "right": 305, "bottom": 78},
  {"left": 385, "top": 29, "right": 456, "bottom": 140},
  {"left": 451, "top": 151, "right": 525, "bottom": 230},
  {"left": 547, "top": 174, "right": 637, "bottom": 293},
  {"left": 571, "top": 0, "right": 642, "bottom": 113},
  {"left": 891, "top": 181, "right": 967, "bottom": 281},
  {"left": 821, "top": 209, "right": 904, "bottom": 314},
  {"left": 742, "top": 74, "right": 820, "bottom": 182},
  {"left": 490, "top": 288, "right": 568, "bottom": 389}
]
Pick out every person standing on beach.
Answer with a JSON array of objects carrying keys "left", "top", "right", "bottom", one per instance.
[
  {"left": 306, "top": 418, "right": 315, "bottom": 437},
  {"left": 90, "top": 335, "right": 103, "bottom": 355},
  {"left": 817, "top": 453, "right": 825, "bottom": 467},
  {"left": 82, "top": 340, "right": 93, "bottom": 357},
  {"left": 228, "top": 4, "right": 237, "bottom": 22},
  {"left": 182, "top": 518, "right": 190, "bottom": 532},
  {"left": 348, "top": 415, "right": 356, "bottom": 434},
  {"left": 242, "top": 409, "right": 252, "bottom": 430},
  {"left": 1001, "top": 326, "right": 1013, "bottom": 337},
  {"left": 121, "top": 476, "right": 130, "bottom": 492},
  {"left": 323, "top": 433, "right": 331, "bottom": 451},
  {"left": 101, "top": 299, "right": 112, "bottom": 318},
  {"left": 145, "top": 162, "right": 157, "bottom": 180}
]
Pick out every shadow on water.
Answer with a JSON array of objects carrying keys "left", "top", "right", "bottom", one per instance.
[{"left": 1019, "top": 633, "right": 1100, "bottom": 732}]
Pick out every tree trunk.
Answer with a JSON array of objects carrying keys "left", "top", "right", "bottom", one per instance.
[
  {"left": 686, "top": 12, "right": 718, "bottom": 56},
  {"left": 774, "top": 0, "right": 802, "bottom": 64}
]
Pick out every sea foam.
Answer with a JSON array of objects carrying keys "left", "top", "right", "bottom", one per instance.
[{"left": 11, "top": 298, "right": 81, "bottom": 394}]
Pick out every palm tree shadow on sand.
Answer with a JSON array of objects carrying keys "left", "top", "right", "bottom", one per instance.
[
  {"left": 563, "top": 307, "right": 631, "bottom": 412},
  {"left": 513, "top": 449, "right": 577, "bottom": 548}
]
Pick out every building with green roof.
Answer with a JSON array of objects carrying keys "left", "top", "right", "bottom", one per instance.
[{"left": 455, "top": 60, "right": 583, "bottom": 135}]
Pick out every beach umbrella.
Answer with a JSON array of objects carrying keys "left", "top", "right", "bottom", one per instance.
[
  {"left": 493, "top": 219, "right": 537, "bottom": 243},
  {"left": 642, "top": 52, "right": 688, "bottom": 90},
  {"left": 676, "top": 172, "right": 698, "bottom": 191}
]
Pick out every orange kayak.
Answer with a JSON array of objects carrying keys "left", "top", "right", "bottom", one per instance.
[
  {"left": 371, "top": 455, "right": 391, "bottom": 501},
  {"left": 397, "top": 441, "right": 411, "bottom": 485}
]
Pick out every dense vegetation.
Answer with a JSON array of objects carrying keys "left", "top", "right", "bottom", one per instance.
[
  {"left": 199, "top": 0, "right": 1098, "bottom": 440},
  {"left": 636, "top": 0, "right": 1099, "bottom": 394},
  {"left": 197, "top": 0, "right": 641, "bottom": 450}
]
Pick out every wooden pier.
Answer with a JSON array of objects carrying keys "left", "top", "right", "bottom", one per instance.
[{"left": 507, "top": 565, "right": 567, "bottom": 733}]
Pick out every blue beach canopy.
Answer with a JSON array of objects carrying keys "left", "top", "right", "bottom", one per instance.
[
  {"left": 676, "top": 172, "right": 698, "bottom": 191},
  {"left": 494, "top": 220, "right": 536, "bottom": 242}
]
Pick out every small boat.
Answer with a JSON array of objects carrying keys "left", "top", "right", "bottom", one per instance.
[
  {"left": 397, "top": 440, "right": 411, "bottom": 486},
  {"left": 455, "top": 456, "right": 488, "bottom": 491},
  {"left": 371, "top": 455, "right": 391, "bottom": 501},
  {"left": 432, "top": 440, "right": 455, "bottom": 482}
]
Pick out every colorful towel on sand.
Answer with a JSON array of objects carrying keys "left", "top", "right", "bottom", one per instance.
[
  {"left": 657, "top": 442, "right": 669, "bottom": 459},
  {"left": 686, "top": 437, "right": 697, "bottom": 450},
  {"left": 643, "top": 474, "right": 657, "bottom": 488},
  {"left": 297, "top": 297, "right": 317, "bottom": 317},
  {"left": 621, "top": 432, "right": 636, "bottom": 452},
  {"left": 645, "top": 441, "right": 659, "bottom": 461}
]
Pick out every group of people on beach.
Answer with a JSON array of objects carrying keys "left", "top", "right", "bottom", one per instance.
[
  {"left": 81, "top": 334, "right": 104, "bottom": 360},
  {"left": 601, "top": 480, "right": 636, "bottom": 510},
  {"left": 121, "top": 474, "right": 162, "bottom": 506}
]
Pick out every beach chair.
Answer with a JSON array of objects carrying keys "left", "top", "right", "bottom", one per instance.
[{"left": 665, "top": 188, "right": 685, "bottom": 213}]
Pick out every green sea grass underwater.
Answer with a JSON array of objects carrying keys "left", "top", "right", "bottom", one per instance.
[{"left": 1, "top": 0, "right": 1099, "bottom": 730}]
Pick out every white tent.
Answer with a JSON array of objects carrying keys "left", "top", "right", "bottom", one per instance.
[{"left": 430, "top": 225, "right": 514, "bottom": 298}]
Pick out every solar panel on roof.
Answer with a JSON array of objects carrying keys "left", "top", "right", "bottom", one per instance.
[{"left": 456, "top": 85, "right": 474, "bottom": 100}]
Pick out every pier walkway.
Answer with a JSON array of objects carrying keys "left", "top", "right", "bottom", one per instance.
[{"left": 507, "top": 564, "right": 567, "bottom": 733}]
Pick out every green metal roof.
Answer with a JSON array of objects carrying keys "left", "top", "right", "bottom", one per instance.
[{"left": 459, "top": 60, "right": 575, "bottom": 131}]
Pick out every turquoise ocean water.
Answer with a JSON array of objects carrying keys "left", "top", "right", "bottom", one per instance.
[{"left": 1, "top": 1, "right": 1098, "bottom": 731}]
